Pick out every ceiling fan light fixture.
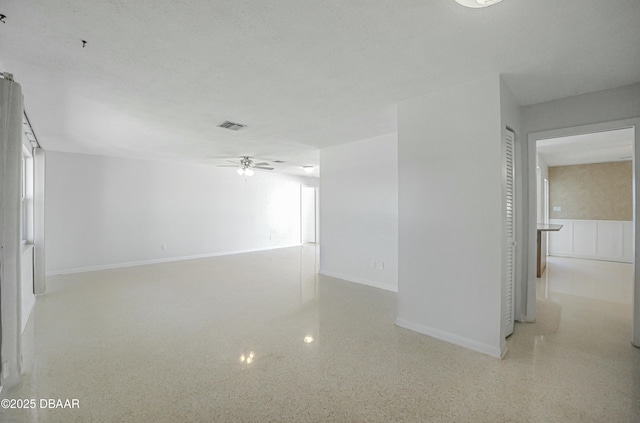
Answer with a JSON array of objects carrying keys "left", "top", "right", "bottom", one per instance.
[
  {"left": 454, "top": 0, "right": 502, "bottom": 8},
  {"left": 219, "top": 156, "right": 273, "bottom": 176}
]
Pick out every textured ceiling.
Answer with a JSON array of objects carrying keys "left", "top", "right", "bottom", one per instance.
[
  {"left": 537, "top": 128, "right": 634, "bottom": 167},
  {"left": 0, "top": 0, "right": 639, "bottom": 174}
]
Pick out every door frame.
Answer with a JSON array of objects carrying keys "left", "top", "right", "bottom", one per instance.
[{"left": 525, "top": 117, "right": 640, "bottom": 347}]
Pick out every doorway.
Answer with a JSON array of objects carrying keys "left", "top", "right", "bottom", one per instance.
[
  {"left": 526, "top": 119, "right": 640, "bottom": 347},
  {"left": 301, "top": 185, "right": 317, "bottom": 244}
]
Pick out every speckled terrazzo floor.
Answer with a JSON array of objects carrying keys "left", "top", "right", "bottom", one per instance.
[{"left": 1, "top": 247, "right": 639, "bottom": 422}]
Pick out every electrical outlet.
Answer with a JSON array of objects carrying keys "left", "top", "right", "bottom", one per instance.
[{"left": 376, "top": 261, "right": 385, "bottom": 270}]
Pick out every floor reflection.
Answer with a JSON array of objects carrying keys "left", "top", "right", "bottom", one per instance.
[{"left": 538, "top": 256, "right": 633, "bottom": 304}]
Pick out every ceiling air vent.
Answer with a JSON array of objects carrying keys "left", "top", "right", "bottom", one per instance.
[
  {"left": 218, "top": 121, "right": 247, "bottom": 131},
  {"left": 273, "top": 160, "right": 286, "bottom": 163}
]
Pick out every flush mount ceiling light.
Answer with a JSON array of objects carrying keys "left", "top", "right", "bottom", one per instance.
[
  {"left": 454, "top": 0, "right": 503, "bottom": 8},
  {"left": 302, "top": 166, "right": 314, "bottom": 173}
]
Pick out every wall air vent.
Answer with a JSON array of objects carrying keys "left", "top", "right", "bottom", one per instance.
[{"left": 218, "top": 121, "right": 247, "bottom": 131}]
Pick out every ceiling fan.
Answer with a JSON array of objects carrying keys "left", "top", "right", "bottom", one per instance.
[{"left": 217, "top": 156, "right": 274, "bottom": 176}]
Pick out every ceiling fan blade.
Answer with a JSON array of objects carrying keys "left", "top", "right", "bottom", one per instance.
[
  {"left": 254, "top": 166, "right": 275, "bottom": 170},
  {"left": 226, "top": 160, "right": 240, "bottom": 164},
  {"left": 253, "top": 162, "right": 270, "bottom": 166}
]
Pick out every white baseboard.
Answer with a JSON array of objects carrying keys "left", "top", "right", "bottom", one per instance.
[
  {"left": 395, "top": 317, "right": 503, "bottom": 359},
  {"left": 46, "top": 244, "right": 302, "bottom": 276},
  {"left": 319, "top": 269, "right": 398, "bottom": 293},
  {"left": 549, "top": 253, "right": 632, "bottom": 264}
]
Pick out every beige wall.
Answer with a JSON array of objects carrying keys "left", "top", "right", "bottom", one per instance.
[{"left": 549, "top": 161, "right": 632, "bottom": 221}]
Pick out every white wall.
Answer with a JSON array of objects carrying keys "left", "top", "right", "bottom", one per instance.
[
  {"left": 397, "top": 75, "right": 505, "bottom": 357},
  {"left": 523, "top": 82, "right": 640, "bottom": 134},
  {"left": 319, "top": 133, "right": 398, "bottom": 292},
  {"left": 46, "top": 151, "right": 315, "bottom": 274}
]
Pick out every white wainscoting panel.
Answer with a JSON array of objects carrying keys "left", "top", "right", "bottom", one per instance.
[
  {"left": 572, "top": 220, "right": 597, "bottom": 256},
  {"left": 623, "top": 221, "right": 633, "bottom": 259},
  {"left": 549, "top": 219, "right": 632, "bottom": 263},
  {"left": 596, "top": 221, "right": 622, "bottom": 258},
  {"left": 550, "top": 220, "right": 573, "bottom": 253}
]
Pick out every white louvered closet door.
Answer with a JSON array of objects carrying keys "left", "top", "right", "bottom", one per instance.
[{"left": 503, "top": 129, "right": 516, "bottom": 337}]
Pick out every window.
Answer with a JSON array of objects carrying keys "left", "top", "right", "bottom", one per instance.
[{"left": 21, "top": 144, "right": 34, "bottom": 243}]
